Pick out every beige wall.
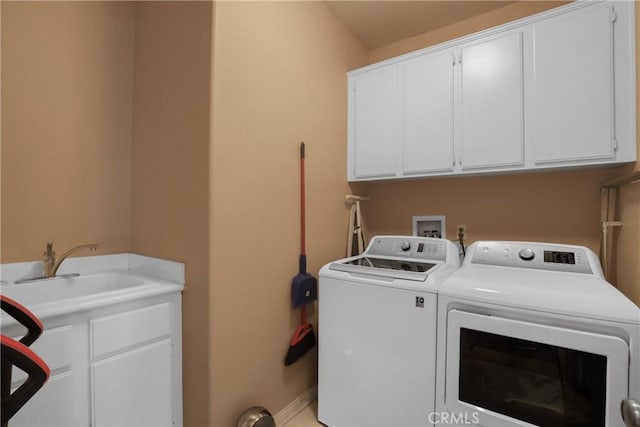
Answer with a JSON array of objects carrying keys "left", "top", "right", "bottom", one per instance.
[
  {"left": 210, "top": 2, "right": 368, "bottom": 424},
  {"left": 614, "top": 180, "right": 640, "bottom": 305},
  {"left": 1, "top": 2, "right": 213, "bottom": 424},
  {"left": 362, "top": 0, "right": 640, "bottom": 306},
  {"left": 131, "top": 2, "right": 212, "bottom": 426},
  {"left": 354, "top": 168, "right": 613, "bottom": 253},
  {"left": 369, "top": 1, "right": 568, "bottom": 63},
  {"left": 1, "top": 1, "right": 134, "bottom": 262}
]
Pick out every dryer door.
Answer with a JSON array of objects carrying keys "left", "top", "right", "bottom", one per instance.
[{"left": 444, "top": 310, "right": 629, "bottom": 427}]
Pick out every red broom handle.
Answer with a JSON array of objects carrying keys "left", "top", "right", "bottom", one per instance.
[
  {"left": 301, "top": 304, "right": 308, "bottom": 327},
  {"left": 300, "top": 142, "right": 306, "bottom": 256}
]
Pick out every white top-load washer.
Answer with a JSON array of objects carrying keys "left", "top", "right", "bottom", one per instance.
[
  {"left": 318, "top": 236, "right": 460, "bottom": 426},
  {"left": 435, "top": 241, "right": 640, "bottom": 427}
]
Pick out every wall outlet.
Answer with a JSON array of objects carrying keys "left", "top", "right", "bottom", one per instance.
[
  {"left": 456, "top": 224, "right": 467, "bottom": 241},
  {"left": 413, "top": 215, "right": 446, "bottom": 239}
]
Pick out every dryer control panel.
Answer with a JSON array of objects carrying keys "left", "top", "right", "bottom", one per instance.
[
  {"left": 366, "top": 236, "right": 448, "bottom": 261},
  {"left": 470, "top": 241, "right": 596, "bottom": 275}
]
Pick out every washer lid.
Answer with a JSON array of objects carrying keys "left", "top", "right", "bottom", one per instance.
[{"left": 329, "top": 257, "right": 439, "bottom": 281}]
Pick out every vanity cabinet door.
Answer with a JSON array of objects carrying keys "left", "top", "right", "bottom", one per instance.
[
  {"left": 401, "top": 50, "right": 455, "bottom": 175},
  {"left": 349, "top": 65, "right": 398, "bottom": 179},
  {"left": 10, "top": 375, "right": 80, "bottom": 427},
  {"left": 7, "top": 325, "right": 86, "bottom": 427},
  {"left": 459, "top": 32, "right": 524, "bottom": 171},
  {"left": 532, "top": 3, "right": 615, "bottom": 165},
  {"left": 91, "top": 340, "right": 173, "bottom": 427}
]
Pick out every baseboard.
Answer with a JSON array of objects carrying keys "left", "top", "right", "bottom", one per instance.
[{"left": 273, "top": 385, "right": 318, "bottom": 426}]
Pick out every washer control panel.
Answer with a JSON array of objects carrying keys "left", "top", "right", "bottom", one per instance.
[
  {"left": 471, "top": 242, "right": 593, "bottom": 274},
  {"left": 367, "top": 236, "right": 447, "bottom": 261}
]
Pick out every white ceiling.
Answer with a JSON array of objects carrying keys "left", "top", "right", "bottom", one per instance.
[{"left": 324, "top": 1, "right": 517, "bottom": 50}]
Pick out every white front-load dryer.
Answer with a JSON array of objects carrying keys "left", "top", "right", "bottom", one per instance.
[
  {"left": 318, "top": 236, "right": 460, "bottom": 426},
  {"left": 435, "top": 241, "right": 640, "bottom": 427}
]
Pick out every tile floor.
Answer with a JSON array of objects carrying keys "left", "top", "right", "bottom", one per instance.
[{"left": 283, "top": 400, "right": 322, "bottom": 426}]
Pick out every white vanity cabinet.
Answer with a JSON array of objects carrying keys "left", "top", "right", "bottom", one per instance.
[
  {"left": 347, "top": 1, "right": 636, "bottom": 182},
  {"left": 5, "top": 293, "right": 183, "bottom": 427}
]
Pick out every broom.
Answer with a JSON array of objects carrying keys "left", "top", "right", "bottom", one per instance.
[
  {"left": 284, "top": 305, "right": 316, "bottom": 366},
  {"left": 291, "top": 143, "right": 318, "bottom": 307},
  {"left": 284, "top": 142, "right": 317, "bottom": 366}
]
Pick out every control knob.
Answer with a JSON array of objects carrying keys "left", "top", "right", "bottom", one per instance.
[
  {"left": 400, "top": 241, "right": 411, "bottom": 251},
  {"left": 519, "top": 248, "right": 535, "bottom": 261}
]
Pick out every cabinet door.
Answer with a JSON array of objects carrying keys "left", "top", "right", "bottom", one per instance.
[
  {"left": 91, "top": 340, "right": 173, "bottom": 427},
  {"left": 532, "top": 3, "right": 615, "bottom": 164},
  {"left": 351, "top": 66, "right": 398, "bottom": 179},
  {"left": 402, "top": 51, "right": 455, "bottom": 175},
  {"left": 460, "top": 32, "right": 524, "bottom": 171},
  {"left": 8, "top": 325, "right": 86, "bottom": 427},
  {"left": 10, "top": 375, "right": 81, "bottom": 427}
]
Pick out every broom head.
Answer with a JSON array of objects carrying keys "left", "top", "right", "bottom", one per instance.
[{"left": 284, "top": 323, "right": 316, "bottom": 366}]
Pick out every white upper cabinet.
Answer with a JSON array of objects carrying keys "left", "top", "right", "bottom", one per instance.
[
  {"left": 347, "top": 1, "right": 636, "bottom": 182},
  {"left": 532, "top": 3, "right": 615, "bottom": 164},
  {"left": 402, "top": 50, "right": 455, "bottom": 175},
  {"left": 350, "top": 65, "right": 398, "bottom": 179},
  {"left": 460, "top": 32, "right": 524, "bottom": 171}
]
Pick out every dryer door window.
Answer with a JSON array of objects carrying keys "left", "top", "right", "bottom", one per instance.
[
  {"left": 459, "top": 328, "right": 606, "bottom": 426},
  {"left": 445, "top": 310, "right": 630, "bottom": 427}
]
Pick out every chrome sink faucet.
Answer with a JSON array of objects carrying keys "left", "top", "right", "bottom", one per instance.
[{"left": 43, "top": 242, "right": 99, "bottom": 278}]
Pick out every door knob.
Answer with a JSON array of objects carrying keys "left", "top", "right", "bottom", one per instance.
[{"left": 621, "top": 398, "right": 640, "bottom": 427}]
